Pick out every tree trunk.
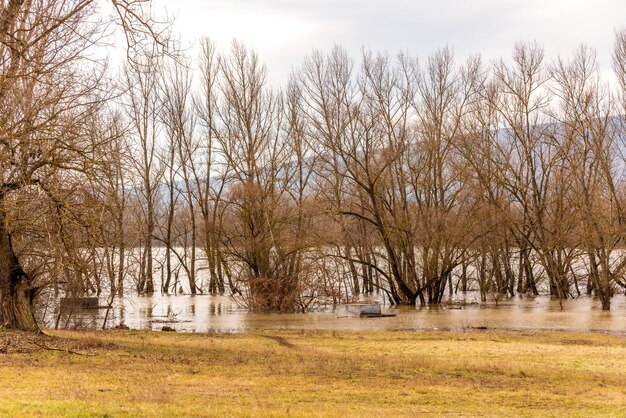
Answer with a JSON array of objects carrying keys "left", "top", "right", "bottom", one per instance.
[
  {"left": 144, "top": 234, "right": 154, "bottom": 294},
  {"left": 0, "top": 212, "right": 38, "bottom": 331}
]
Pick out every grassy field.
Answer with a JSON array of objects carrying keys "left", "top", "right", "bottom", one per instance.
[{"left": 0, "top": 329, "right": 624, "bottom": 417}]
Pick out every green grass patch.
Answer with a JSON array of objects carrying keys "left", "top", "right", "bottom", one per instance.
[{"left": 0, "top": 329, "right": 624, "bottom": 417}]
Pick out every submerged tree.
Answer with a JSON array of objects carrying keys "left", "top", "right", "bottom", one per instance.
[{"left": 4, "top": 1, "right": 626, "bottom": 334}]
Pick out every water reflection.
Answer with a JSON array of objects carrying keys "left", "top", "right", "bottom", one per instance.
[{"left": 43, "top": 291, "right": 626, "bottom": 335}]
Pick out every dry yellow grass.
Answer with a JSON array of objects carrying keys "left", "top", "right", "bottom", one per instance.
[{"left": 0, "top": 329, "right": 624, "bottom": 417}]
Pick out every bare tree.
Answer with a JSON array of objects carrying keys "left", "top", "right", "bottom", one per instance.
[
  {"left": 554, "top": 45, "right": 625, "bottom": 309},
  {"left": 0, "top": 0, "right": 167, "bottom": 330},
  {"left": 123, "top": 52, "right": 165, "bottom": 294},
  {"left": 160, "top": 57, "right": 199, "bottom": 294},
  {"left": 195, "top": 39, "right": 230, "bottom": 294},
  {"left": 490, "top": 42, "right": 579, "bottom": 302}
]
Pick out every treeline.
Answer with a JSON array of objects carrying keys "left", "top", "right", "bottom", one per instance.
[
  {"left": 10, "top": 31, "right": 626, "bottom": 320},
  {"left": 28, "top": 32, "right": 626, "bottom": 313}
]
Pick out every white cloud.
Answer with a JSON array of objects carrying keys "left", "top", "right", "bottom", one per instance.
[{"left": 154, "top": 0, "right": 626, "bottom": 86}]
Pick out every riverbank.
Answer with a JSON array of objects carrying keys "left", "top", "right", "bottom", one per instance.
[{"left": 0, "top": 329, "right": 624, "bottom": 417}]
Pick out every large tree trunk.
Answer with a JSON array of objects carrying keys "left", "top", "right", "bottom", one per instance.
[{"left": 0, "top": 212, "right": 38, "bottom": 331}]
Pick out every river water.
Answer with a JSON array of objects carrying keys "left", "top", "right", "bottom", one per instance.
[{"left": 43, "top": 291, "right": 626, "bottom": 335}]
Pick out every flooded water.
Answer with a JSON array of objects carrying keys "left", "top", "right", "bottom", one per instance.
[{"left": 43, "top": 292, "right": 626, "bottom": 335}]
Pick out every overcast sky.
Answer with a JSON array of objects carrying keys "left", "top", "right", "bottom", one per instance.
[{"left": 153, "top": 0, "right": 626, "bottom": 85}]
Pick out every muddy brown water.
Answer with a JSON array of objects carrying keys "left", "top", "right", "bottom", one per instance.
[{"left": 44, "top": 292, "right": 626, "bottom": 335}]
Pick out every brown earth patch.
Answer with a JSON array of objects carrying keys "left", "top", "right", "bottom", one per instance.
[{"left": 0, "top": 329, "right": 116, "bottom": 354}]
